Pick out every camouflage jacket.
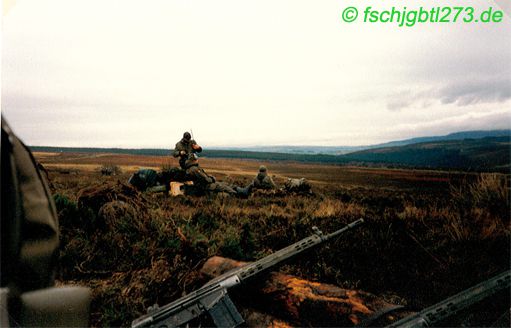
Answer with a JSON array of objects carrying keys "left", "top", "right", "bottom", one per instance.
[
  {"left": 173, "top": 139, "right": 202, "bottom": 169},
  {"left": 251, "top": 172, "right": 277, "bottom": 190},
  {"left": 185, "top": 165, "right": 237, "bottom": 194},
  {"left": 186, "top": 165, "right": 215, "bottom": 189}
]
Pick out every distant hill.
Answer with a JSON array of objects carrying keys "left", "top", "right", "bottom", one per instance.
[
  {"left": 375, "top": 130, "right": 511, "bottom": 149},
  {"left": 210, "top": 145, "right": 366, "bottom": 155},
  {"left": 215, "top": 130, "right": 510, "bottom": 155},
  {"left": 343, "top": 136, "right": 510, "bottom": 172}
]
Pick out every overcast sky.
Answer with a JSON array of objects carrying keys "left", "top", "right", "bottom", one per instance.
[{"left": 2, "top": 0, "right": 510, "bottom": 147}]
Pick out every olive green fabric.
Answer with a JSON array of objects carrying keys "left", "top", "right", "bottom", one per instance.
[
  {"left": 251, "top": 171, "right": 277, "bottom": 190},
  {"left": 207, "top": 182, "right": 237, "bottom": 195},
  {"left": 185, "top": 165, "right": 238, "bottom": 195},
  {"left": 19, "top": 286, "right": 91, "bottom": 327},
  {"left": 186, "top": 165, "right": 215, "bottom": 189},
  {"left": 1, "top": 118, "right": 59, "bottom": 294},
  {"left": 173, "top": 138, "right": 202, "bottom": 169}
]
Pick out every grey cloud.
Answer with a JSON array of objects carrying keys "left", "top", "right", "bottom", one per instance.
[
  {"left": 386, "top": 98, "right": 413, "bottom": 112},
  {"left": 384, "top": 109, "right": 511, "bottom": 143},
  {"left": 386, "top": 77, "right": 511, "bottom": 111},
  {"left": 385, "top": 89, "right": 434, "bottom": 112},
  {"left": 439, "top": 78, "right": 511, "bottom": 106}
]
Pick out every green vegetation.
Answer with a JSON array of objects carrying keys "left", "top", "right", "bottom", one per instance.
[
  {"left": 347, "top": 136, "right": 510, "bottom": 171},
  {"left": 51, "top": 170, "right": 510, "bottom": 326}
]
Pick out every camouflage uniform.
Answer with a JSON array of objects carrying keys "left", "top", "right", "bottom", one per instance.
[
  {"left": 284, "top": 178, "right": 313, "bottom": 195},
  {"left": 186, "top": 165, "right": 215, "bottom": 189},
  {"left": 173, "top": 132, "right": 202, "bottom": 169},
  {"left": 209, "top": 182, "right": 238, "bottom": 195},
  {"left": 185, "top": 157, "right": 237, "bottom": 195},
  {"left": 250, "top": 165, "right": 277, "bottom": 191}
]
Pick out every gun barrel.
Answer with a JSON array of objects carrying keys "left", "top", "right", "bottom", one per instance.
[
  {"left": 208, "top": 218, "right": 364, "bottom": 284},
  {"left": 324, "top": 218, "right": 364, "bottom": 240},
  {"left": 388, "top": 270, "right": 511, "bottom": 328},
  {"left": 132, "top": 218, "right": 364, "bottom": 328}
]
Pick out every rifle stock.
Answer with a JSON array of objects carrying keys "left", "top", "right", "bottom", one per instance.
[{"left": 132, "top": 218, "right": 364, "bottom": 328}]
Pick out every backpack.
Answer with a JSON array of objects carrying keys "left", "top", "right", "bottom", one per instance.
[
  {"left": 1, "top": 117, "right": 90, "bottom": 327},
  {"left": 128, "top": 168, "right": 159, "bottom": 191},
  {"left": 284, "top": 178, "right": 313, "bottom": 194}
]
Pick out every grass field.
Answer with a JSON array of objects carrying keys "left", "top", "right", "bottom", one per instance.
[{"left": 36, "top": 152, "right": 510, "bottom": 327}]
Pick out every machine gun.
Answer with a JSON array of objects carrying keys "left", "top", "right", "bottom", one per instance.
[
  {"left": 132, "top": 218, "right": 364, "bottom": 328},
  {"left": 388, "top": 270, "right": 511, "bottom": 328}
]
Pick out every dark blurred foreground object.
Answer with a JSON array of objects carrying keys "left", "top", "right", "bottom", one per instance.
[
  {"left": 1, "top": 117, "right": 91, "bottom": 327},
  {"left": 131, "top": 219, "right": 364, "bottom": 328}
]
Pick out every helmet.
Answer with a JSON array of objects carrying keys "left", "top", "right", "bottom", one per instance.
[
  {"left": 183, "top": 132, "right": 191, "bottom": 141},
  {"left": 259, "top": 165, "right": 267, "bottom": 172}
]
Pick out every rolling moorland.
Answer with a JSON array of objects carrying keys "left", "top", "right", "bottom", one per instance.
[
  {"left": 35, "top": 150, "right": 510, "bottom": 327},
  {"left": 32, "top": 131, "right": 510, "bottom": 172}
]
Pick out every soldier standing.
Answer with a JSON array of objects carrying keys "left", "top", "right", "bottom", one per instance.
[{"left": 173, "top": 132, "right": 202, "bottom": 169}]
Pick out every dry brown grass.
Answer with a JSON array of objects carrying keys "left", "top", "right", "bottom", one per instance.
[{"left": 40, "top": 152, "right": 510, "bottom": 327}]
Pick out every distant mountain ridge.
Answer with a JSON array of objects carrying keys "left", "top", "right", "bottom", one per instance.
[
  {"left": 211, "top": 145, "right": 366, "bottom": 155},
  {"left": 375, "top": 130, "right": 511, "bottom": 149},
  {"left": 214, "top": 130, "right": 510, "bottom": 155},
  {"left": 345, "top": 136, "right": 510, "bottom": 172}
]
